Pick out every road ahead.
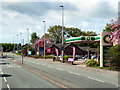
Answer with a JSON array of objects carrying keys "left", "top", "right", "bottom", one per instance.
[{"left": 0, "top": 53, "right": 119, "bottom": 89}]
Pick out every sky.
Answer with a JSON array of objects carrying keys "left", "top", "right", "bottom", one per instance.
[{"left": 0, "top": 0, "right": 119, "bottom": 44}]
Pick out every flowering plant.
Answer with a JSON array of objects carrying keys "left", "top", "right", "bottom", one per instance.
[{"left": 103, "top": 19, "right": 120, "bottom": 45}]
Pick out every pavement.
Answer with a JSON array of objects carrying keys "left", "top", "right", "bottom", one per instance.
[{"left": 0, "top": 52, "right": 119, "bottom": 89}]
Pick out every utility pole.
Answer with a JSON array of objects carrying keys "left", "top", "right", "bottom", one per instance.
[{"left": 60, "top": 5, "right": 64, "bottom": 63}]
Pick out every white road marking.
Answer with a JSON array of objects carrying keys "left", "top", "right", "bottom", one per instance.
[
  {"left": 56, "top": 68, "right": 64, "bottom": 71},
  {"left": 1, "top": 72, "right": 3, "bottom": 74},
  {"left": 3, "top": 77, "right": 7, "bottom": 82},
  {"left": 7, "top": 84, "right": 11, "bottom": 90},
  {"left": 94, "top": 79, "right": 104, "bottom": 83},
  {"left": 116, "top": 85, "right": 120, "bottom": 87},
  {"left": 87, "top": 77, "right": 94, "bottom": 80},
  {"left": 47, "top": 66, "right": 54, "bottom": 68},
  {"left": 68, "top": 71, "right": 80, "bottom": 76},
  {"left": 87, "top": 77, "right": 104, "bottom": 83}
]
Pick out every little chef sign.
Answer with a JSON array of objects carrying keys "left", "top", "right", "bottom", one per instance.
[{"left": 47, "top": 48, "right": 51, "bottom": 53}]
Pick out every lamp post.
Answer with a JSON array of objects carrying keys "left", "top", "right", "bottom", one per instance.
[
  {"left": 60, "top": 5, "right": 64, "bottom": 63},
  {"left": 43, "top": 21, "right": 46, "bottom": 59},
  {"left": 20, "top": 33, "right": 22, "bottom": 46},
  {"left": 17, "top": 35, "right": 18, "bottom": 52},
  {"left": 26, "top": 28, "right": 29, "bottom": 44}
]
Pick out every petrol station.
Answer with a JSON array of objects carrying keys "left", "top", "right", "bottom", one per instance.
[{"left": 65, "top": 31, "right": 113, "bottom": 67}]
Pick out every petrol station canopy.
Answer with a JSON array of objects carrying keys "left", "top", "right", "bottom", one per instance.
[{"left": 65, "top": 36, "right": 100, "bottom": 43}]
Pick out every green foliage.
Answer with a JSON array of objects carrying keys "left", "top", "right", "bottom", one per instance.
[
  {"left": 41, "top": 55, "right": 54, "bottom": 58},
  {"left": 82, "top": 31, "right": 97, "bottom": 36},
  {"left": 0, "top": 43, "right": 20, "bottom": 52},
  {"left": 86, "top": 59, "right": 97, "bottom": 67},
  {"left": 30, "top": 32, "right": 39, "bottom": 45},
  {"left": 15, "top": 53, "right": 21, "bottom": 55},
  {"left": 42, "top": 25, "right": 97, "bottom": 43},
  {"left": 64, "top": 55, "right": 73, "bottom": 60},
  {"left": 107, "top": 45, "right": 120, "bottom": 71}
]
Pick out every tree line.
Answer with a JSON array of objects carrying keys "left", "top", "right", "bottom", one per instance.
[{"left": 31, "top": 25, "right": 97, "bottom": 44}]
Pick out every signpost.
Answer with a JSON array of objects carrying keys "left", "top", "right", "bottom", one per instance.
[{"left": 100, "top": 32, "right": 112, "bottom": 67}]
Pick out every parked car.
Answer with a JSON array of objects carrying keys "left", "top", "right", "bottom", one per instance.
[
  {"left": 91, "top": 55, "right": 97, "bottom": 59},
  {"left": 75, "top": 55, "right": 81, "bottom": 59}
]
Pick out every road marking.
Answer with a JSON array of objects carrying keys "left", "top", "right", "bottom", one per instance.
[
  {"left": 47, "top": 66, "right": 54, "bottom": 68},
  {"left": 7, "top": 84, "right": 11, "bottom": 90},
  {"left": 3, "top": 77, "right": 7, "bottom": 82},
  {"left": 94, "top": 79, "right": 104, "bottom": 83},
  {"left": 87, "top": 77, "right": 94, "bottom": 80},
  {"left": 87, "top": 77, "right": 104, "bottom": 83},
  {"left": 1, "top": 72, "right": 3, "bottom": 74},
  {"left": 56, "top": 68, "right": 64, "bottom": 71},
  {"left": 68, "top": 71, "right": 80, "bottom": 76},
  {"left": 116, "top": 85, "right": 120, "bottom": 87}
]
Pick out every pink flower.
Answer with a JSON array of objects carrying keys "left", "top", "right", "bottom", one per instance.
[{"left": 110, "top": 19, "right": 114, "bottom": 22}]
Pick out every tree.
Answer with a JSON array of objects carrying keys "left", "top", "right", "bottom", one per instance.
[
  {"left": 103, "top": 19, "right": 120, "bottom": 45},
  {"left": 41, "top": 25, "right": 97, "bottom": 43},
  {"left": 42, "top": 25, "right": 83, "bottom": 43},
  {"left": 82, "top": 31, "right": 97, "bottom": 36},
  {"left": 30, "top": 32, "right": 39, "bottom": 45},
  {"left": 107, "top": 45, "right": 120, "bottom": 71},
  {"left": 66, "top": 27, "right": 82, "bottom": 37},
  {"left": 47, "top": 25, "right": 67, "bottom": 43}
]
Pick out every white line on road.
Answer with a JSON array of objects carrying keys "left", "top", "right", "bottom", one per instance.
[
  {"left": 7, "top": 84, "right": 11, "bottom": 90},
  {"left": 47, "top": 66, "right": 54, "bottom": 68},
  {"left": 1, "top": 72, "right": 3, "bottom": 74},
  {"left": 68, "top": 71, "right": 80, "bottom": 76},
  {"left": 87, "top": 77, "right": 104, "bottom": 83},
  {"left": 3, "top": 77, "right": 7, "bottom": 82},
  {"left": 56, "top": 68, "right": 64, "bottom": 71}
]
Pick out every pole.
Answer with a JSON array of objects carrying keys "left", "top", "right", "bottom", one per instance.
[
  {"left": 21, "top": 46, "right": 23, "bottom": 64},
  {"left": 43, "top": 21, "right": 46, "bottom": 59},
  {"left": 20, "top": 33, "right": 22, "bottom": 46},
  {"left": 17, "top": 35, "right": 18, "bottom": 52},
  {"left": 88, "top": 42, "right": 90, "bottom": 60},
  {"left": 60, "top": 5, "right": 64, "bottom": 63},
  {"left": 27, "top": 28, "right": 29, "bottom": 44},
  {"left": 13, "top": 43, "right": 15, "bottom": 60}
]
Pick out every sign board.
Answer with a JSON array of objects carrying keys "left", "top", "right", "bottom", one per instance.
[
  {"left": 28, "top": 51, "right": 32, "bottom": 55},
  {"left": 68, "top": 58, "right": 73, "bottom": 62},
  {"left": 39, "top": 47, "right": 44, "bottom": 52},
  {"left": 100, "top": 32, "right": 112, "bottom": 67}
]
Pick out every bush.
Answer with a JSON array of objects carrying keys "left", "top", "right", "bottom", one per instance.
[
  {"left": 107, "top": 45, "right": 120, "bottom": 71},
  {"left": 64, "top": 55, "right": 73, "bottom": 60},
  {"left": 86, "top": 59, "right": 97, "bottom": 67}
]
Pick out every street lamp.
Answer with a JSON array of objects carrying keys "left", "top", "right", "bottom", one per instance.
[
  {"left": 17, "top": 35, "right": 18, "bottom": 52},
  {"left": 20, "top": 33, "right": 22, "bottom": 46},
  {"left": 60, "top": 5, "right": 64, "bottom": 63},
  {"left": 43, "top": 21, "right": 46, "bottom": 59},
  {"left": 26, "top": 28, "right": 29, "bottom": 44}
]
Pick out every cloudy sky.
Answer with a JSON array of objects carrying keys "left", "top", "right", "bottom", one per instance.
[{"left": 0, "top": 0, "right": 119, "bottom": 44}]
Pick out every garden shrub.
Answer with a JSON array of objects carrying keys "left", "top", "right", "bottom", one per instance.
[
  {"left": 86, "top": 59, "right": 97, "bottom": 67},
  {"left": 107, "top": 45, "right": 120, "bottom": 71}
]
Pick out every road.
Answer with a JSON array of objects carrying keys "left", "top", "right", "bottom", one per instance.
[{"left": 0, "top": 52, "right": 119, "bottom": 89}]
